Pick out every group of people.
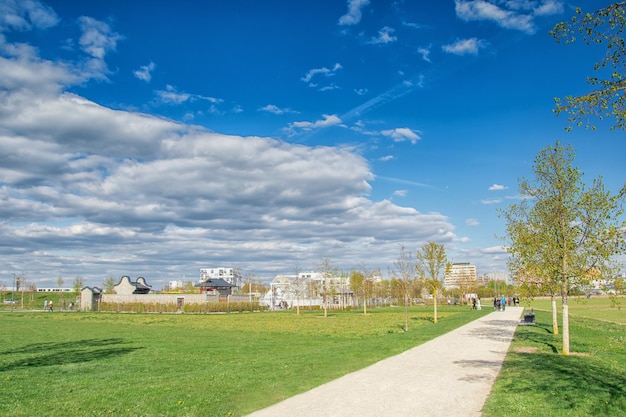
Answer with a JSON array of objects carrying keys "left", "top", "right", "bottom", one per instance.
[
  {"left": 493, "top": 296, "right": 519, "bottom": 311},
  {"left": 43, "top": 299, "right": 74, "bottom": 312}
]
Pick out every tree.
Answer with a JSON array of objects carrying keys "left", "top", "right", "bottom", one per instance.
[
  {"left": 72, "top": 276, "right": 84, "bottom": 293},
  {"left": 318, "top": 258, "right": 336, "bottom": 318},
  {"left": 551, "top": 2, "right": 626, "bottom": 131},
  {"left": 350, "top": 270, "right": 365, "bottom": 313},
  {"left": 390, "top": 245, "right": 415, "bottom": 331},
  {"left": 500, "top": 142, "right": 625, "bottom": 355},
  {"left": 416, "top": 242, "right": 448, "bottom": 324},
  {"left": 103, "top": 277, "right": 116, "bottom": 293}
]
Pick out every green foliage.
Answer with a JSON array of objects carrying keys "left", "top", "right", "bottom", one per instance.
[
  {"left": 0, "top": 306, "right": 486, "bottom": 417},
  {"left": 501, "top": 142, "right": 625, "bottom": 303},
  {"left": 551, "top": 2, "right": 626, "bottom": 131}
]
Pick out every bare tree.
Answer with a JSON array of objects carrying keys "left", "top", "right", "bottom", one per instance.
[{"left": 390, "top": 245, "right": 415, "bottom": 331}]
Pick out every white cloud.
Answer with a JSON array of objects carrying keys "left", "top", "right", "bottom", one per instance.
[
  {"left": 286, "top": 114, "right": 342, "bottom": 134},
  {"left": 481, "top": 198, "right": 503, "bottom": 205},
  {"left": 155, "top": 84, "right": 190, "bottom": 104},
  {"left": 418, "top": 46, "right": 431, "bottom": 63},
  {"left": 133, "top": 61, "right": 155, "bottom": 82},
  {"left": 379, "top": 155, "right": 395, "bottom": 162},
  {"left": 442, "top": 38, "right": 487, "bottom": 55},
  {"left": 381, "top": 127, "right": 422, "bottom": 144},
  {"left": 77, "top": 16, "right": 123, "bottom": 80},
  {"left": 354, "top": 88, "right": 368, "bottom": 96},
  {"left": 301, "top": 63, "right": 343, "bottom": 84},
  {"left": 393, "top": 189, "right": 407, "bottom": 197},
  {"left": 155, "top": 85, "right": 222, "bottom": 106},
  {"left": 489, "top": 183, "right": 508, "bottom": 191},
  {"left": 338, "top": 0, "right": 370, "bottom": 26},
  {"left": 454, "top": 0, "right": 562, "bottom": 34},
  {"left": 466, "top": 218, "right": 480, "bottom": 227},
  {"left": 0, "top": 0, "right": 59, "bottom": 32},
  {"left": 370, "top": 26, "right": 397, "bottom": 45}
]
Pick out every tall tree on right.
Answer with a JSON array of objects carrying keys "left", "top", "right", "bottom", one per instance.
[
  {"left": 500, "top": 141, "right": 625, "bottom": 355},
  {"left": 551, "top": 2, "right": 626, "bottom": 131},
  {"left": 416, "top": 242, "right": 448, "bottom": 324}
]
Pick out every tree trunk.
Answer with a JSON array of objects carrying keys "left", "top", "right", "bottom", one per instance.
[
  {"left": 433, "top": 287, "right": 438, "bottom": 324},
  {"left": 562, "top": 302, "right": 570, "bottom": 355},
  {"left": 404, "top": 292, "right": 409, "bottom": 331},
  {"left": 551, "top": 295, "right": 559, "bottom": 335}
]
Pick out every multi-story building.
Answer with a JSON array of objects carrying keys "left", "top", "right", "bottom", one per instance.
[
  {"left": 200, "top": 267, "right": 242, "bottom": 287},
  {"left": 444, "top": 263, "right": 477, "bottom": 289}
]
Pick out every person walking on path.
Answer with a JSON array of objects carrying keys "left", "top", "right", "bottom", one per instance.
[{"left": 247, "top": 306, "right": 524, "bottom": 417}]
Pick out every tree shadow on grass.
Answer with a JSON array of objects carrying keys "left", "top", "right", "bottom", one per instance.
[
  {"left": 0, "top": 338, "right": 143, "bottom": 372},
  {"left": 502, "top": 351, "right": 626, "bottom": 415}
]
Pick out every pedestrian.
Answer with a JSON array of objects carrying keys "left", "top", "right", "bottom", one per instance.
[
  {"left": 48, "top": 300, "right": 53, "bottom": 312},
  {"left": 472, "top": 298, "right": 476, "bottom": 310},
  {"left": 44, "top": 299, "right": 48, "bottom": 310},
  {"left": 69, "top": 302, "right": 74, "bottom": 311},
  {"left": 500, "top": 295, "right": 506, "bottom": 311},
  {"left": 476, "top": 298, "right": 482, "bottom": 310}
]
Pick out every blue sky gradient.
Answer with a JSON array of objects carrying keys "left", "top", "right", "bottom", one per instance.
[{"left": 1, "top": 0, "right": 624, "bottom": 288}]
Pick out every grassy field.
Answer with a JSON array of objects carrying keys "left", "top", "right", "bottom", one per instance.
[
  {"left": 0, "top": 306, "right": 488, "bottom": 417},
  {"left": 483, "top": 296, "right": 626, "bottom": 417}
]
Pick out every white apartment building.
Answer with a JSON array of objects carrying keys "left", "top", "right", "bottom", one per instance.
[
  {"left": 200, "top": 267, "right": 242, "bottom": 287},
  {"left": 444, "top": 263, "right": 477, "bottom": 289}
]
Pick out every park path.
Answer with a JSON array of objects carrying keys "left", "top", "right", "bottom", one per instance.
[{"left": 246, "top": 306, "right": 524, "bottom": 417}]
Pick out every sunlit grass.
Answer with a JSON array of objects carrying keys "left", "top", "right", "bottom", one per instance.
[
  {"left": 0, "top": 306, "right": 487, "bottom": 417},
  {"left": 483, "top": 296, "right": 626, "bottom": 417}
]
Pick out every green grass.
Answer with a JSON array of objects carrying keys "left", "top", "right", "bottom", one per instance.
[
  {"left": 483, "top": 296, "right": 626, "bottom": 417},
  {"left": 0, "top": 306, "right": 488, "bottom": 417}
]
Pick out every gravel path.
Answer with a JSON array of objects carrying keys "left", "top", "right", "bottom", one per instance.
[{"left": 247, "top": 306, "right": 524, "bottom": 417}]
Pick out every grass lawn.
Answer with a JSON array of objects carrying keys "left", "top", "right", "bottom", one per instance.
[
  {"left": 483, "top": 296, "right": 626, "bottom": 417},
  {"left": 0, "top": 306, "right": 487, "bottom": 417}
]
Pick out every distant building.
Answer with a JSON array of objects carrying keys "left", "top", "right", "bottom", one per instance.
[
  {"left": 168, "top": 280, "right": 184, "bottom": 289},
  {"left": 113, "top": 276, "right": 152, "bottom": 295},
  {"left": 444, "top": 263, "right": 477, "bottom": 289},
  {"left": 200, "top": 267, "right": 242, "bottom": 287},
  {"left": 263, "top": 272, "right": 353, "bottom": 309}
]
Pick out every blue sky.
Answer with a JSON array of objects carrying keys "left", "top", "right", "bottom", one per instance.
[{"left": 1, "top": 0, "right": 624, "bottom": 288}]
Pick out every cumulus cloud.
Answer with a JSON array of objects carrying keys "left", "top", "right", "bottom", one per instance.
[
  {"left": 454, "top": 0, "right": 563, "bottom": 34},
  {"left": 381, "top": 127, "right": 422, "bottom": 144},
  {"left": 134, "top": 61, "right": 155, "bottom": 82},
  {"left": 259, "top": 104, "right": 298, "bottom": 115},
  {"left": 0, "top": 11, "right": 465, "bottom": 285},
  {"left": 338, "top": 0, "right": 370, "bottom": 26},
  {"left": 489, "top": 183, "right": 508, "bottom": 191},
  {"left": 442, "top": 38, "right": 487, "bottom": 55}
]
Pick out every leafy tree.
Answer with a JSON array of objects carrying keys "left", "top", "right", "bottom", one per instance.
[
  {"left": 416, "top": 242, "right": 448, "bottom": 324},
  {"left": 551, "top": 2, "right": 626, "bottom": 131},
  {"left": 350, "top": 270, "right": 365, "bottom": 313},
  {"left": 500, "top": 142, "right": 625, "bottom": 354}
]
